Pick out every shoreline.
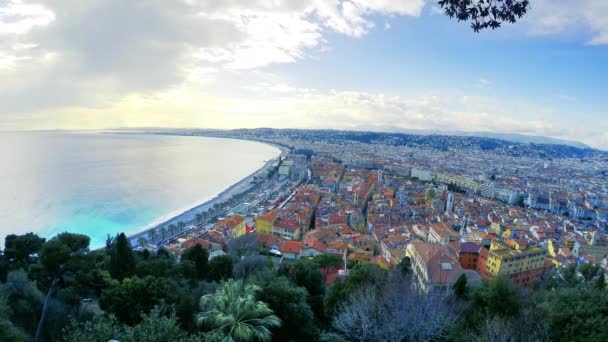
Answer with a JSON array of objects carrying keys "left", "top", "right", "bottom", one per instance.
[{"left": 126, "top": 140, "right": 285, "bottom": 247}]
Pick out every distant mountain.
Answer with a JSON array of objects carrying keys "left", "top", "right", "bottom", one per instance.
[
  {"left": 179, "top": 128, "right": 606, "bottom": 160},
  {"left": 375, "top": 128, "right": 590, "bottom": 149},
  {"left": 441, "top": 131, "right": 590, "bottom": 149}
]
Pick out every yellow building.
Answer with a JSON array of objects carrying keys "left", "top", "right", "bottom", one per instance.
[
  {"left": 255, "top": 210, "right": 278, "bottom": 235},
  {"left": 217, "top": 215, "right": 247, "bottom": 239},
  {"left": 485, "top": 239, "right": 545, "bottom": 286}
]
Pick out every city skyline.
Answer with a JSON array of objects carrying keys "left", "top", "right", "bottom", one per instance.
[{"left": 1, "top": 0, "right": 607, "bottom": 149}]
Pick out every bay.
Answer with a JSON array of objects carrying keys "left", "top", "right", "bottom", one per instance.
[{"left": 0, "top": 132, "right": 280, "bottom": 248}]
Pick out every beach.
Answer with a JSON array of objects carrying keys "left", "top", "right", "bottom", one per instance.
[{"left": 127, "top": 143, "right": 285, "bottom": 247}]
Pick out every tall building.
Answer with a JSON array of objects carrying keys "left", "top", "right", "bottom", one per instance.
[
  {"left": 484, "top": 239, "right": 545, "bottom": 286},
  {"left": 446, "top": 191, "right": 454, "bottom": 212}
]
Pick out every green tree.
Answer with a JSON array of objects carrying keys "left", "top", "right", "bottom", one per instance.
[
  {"left": 3, "top": 233, "right": 45, "bottom": 265},
  {"left": 198, "top": 279, "right": 281, "bottom": 342},
  {"left": 181, "top": 245, "right": 209, "bottom": 280},
  {"left": 148, "top": 229, "right": 157, "bottom": 244},
  {"left": 0, "top": 283, "right": 28, "bottom": 341},
  {"left": 63, "top": 305, "right": 201, "bottom": 342},
  {"left": 469, "top": 275, "right": 521, "bottom": 324},
  {"left": 109, "top": 233, "right": 136, "bottom": 281},
  {"left": 207, "top": 255, "right": 235, "bottom": 282},
  {"left": 539, "top": 286, "right": 608, "bottom": 341},
  {"left": 1, "top": 270, "right": 44, "bottom": 337},
  {"left": 453, "top": 273, "right": 468, "bottom": 299},
  {"left": 253, "top": 272, "right": 319, "bottom": 341},
  {"left": 99, "top": 276, "right": 178, "bottom": 326},
  {"left": 160, "top": 227, "right": 168, "bottom": 241},
  {"left": 596, "top": 270, "right": 606, "bottom": 291},
  {"left": 137, "top": 237, "right": 147, "bottom": 249}
]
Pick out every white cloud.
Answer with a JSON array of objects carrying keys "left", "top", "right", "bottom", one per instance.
[
  {"left": 524, "top": 0, "right": 608, "bottom": 45},
  {"left": 0, "top": 0, "right": 428, "bottom": 114},
  {"left": 0, "top": 0, "right": 55, "bottom": 35}
]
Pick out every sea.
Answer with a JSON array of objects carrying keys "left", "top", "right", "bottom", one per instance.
[{"left": 0, "top": 132, "right": 280, "bottom": 248}]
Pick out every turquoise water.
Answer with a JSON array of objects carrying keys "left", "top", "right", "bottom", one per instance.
[{"left": 0, "top": 132, "right": 280, "bottom": 248}]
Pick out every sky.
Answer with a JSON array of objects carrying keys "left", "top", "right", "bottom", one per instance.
[{"left": 1, "top": 0, "right": 607, "bottom": 149}]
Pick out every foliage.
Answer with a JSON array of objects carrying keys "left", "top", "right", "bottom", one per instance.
[
  {"left": 537, "top": 286, "right": 608, "bottom": 342},
  {"left": 332, "top": 278, "right": 457, "bottom": 342},
  {"left": 207, "top": 255, "right": 235, "bottom": 282},
  {"left": 198, "top": 279, "right": 281, "bottom": 342},
  {"left": 181, "top": 245, "right": 209, "bottom": 280},
  {"left": 0, "top": 270, "right": 44, "bottom": 336},
  {"left": 227, "top": 234, "right": 261, "bottom": 259},
  {"left": 253, "top": 272, "right": 319, "bottom": 341},
  {"left": 99, "top": 276, "right": 179, "bottom": 325},
  {"left": 469, "top": 275, "right": 521, "bottom": 323},
  {"left": 233, "top": 255, "right": 269, "bottom": 280},
  {"left": 452, "top": 273, "right": 468, "bottom": 299},
  {"left": 63, "top": 305, "right": 203, "bottom": 342},
  {"left": 324, "top": 263, "right": 387, "bottom": 317},
  {"left": 3, "top": 233, "right": 45, "bottom": 265},
  {"left": 109, "top": 233, "right": 136, "bottom": 281},
  {"left": 438, "top": 0, "right": 529, "bottom": 32}
]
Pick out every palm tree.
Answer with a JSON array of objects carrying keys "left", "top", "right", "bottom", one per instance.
[
  {"left": 177, "top": 221, "right": 186, "bottom": 232},
  {"left": 198, "top": 280, "right": 281, "bottom": 342},
  {"left": 160, "top": 226, "right": 168, "bottom": 241},
  {"left": 137, "top": 236, "right": 147, "bottom": 249},
  {"left": 196, "top": 213, "right": 203, "bottom": 224},
  {"left": 148, "top": 228, "right": 157, "bottom": 244},
  {"left": 168, "top": 225, "right": 176, "bottom": 237}
]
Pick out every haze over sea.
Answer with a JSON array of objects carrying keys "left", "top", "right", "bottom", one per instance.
[{"left": 0, "top": 132, "right": 280, "bottom": 248}]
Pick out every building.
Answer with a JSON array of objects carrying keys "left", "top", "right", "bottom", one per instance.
[
  {"left": 460, "top": 242, "right": 482, "bottom": 270},
  {"left": 255, "top": 210, "right": 279, "bottom": 235},
  {"left": 280, "top": 241, "right": 303, "bottom": 260},
  {"left": 446, "top": 191, "right": 454, "bottom": 212},
  {"left": 272, "top": 217, "right": 301, "bottom": 240},
  {"left": 484, "top": 239, "right": 545, "bottom": 286},
  {"left": 217, "top": 215, "right": 246, "bottom": 239},
  {"left": 428, "top": 223, "right": 460, "bottom": 244},
  {"left": 406, "top": 241, "right": 466, "bottom": 293}
]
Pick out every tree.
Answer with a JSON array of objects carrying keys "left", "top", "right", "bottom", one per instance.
[
  {"left": 253, "top": 272, "right": 319, "bottom": 341},
  {"left": 1, "top": 270, "right": 44, "bottom": 337},
  {"left": 596, "top": 270, "right": 606, "bottom": 291},
  {"left": 109, "top": 233, "right": 136, "bottom": 281},
  {"left": 99, "top": 276, "right": 179, "bottom": 326},
  {"left": 3, "top": 233, "right": 45, "bottom": 265},
  {"left": 196, "top": 213, "right": 203, "bottom": 224},
  {"left": 178, "top": 221, "right": 186, "bottom": 232},
  {"left": 197, "top": 279, "right": 281, "bottom": 342},
  {"left": 227, "top": 234, "right": 261, "bottom": 258},
  {"left": 181, "top": 245, "right": 209, "bottom": 280},
  {"left": 233, "top": 256, "right": 269, "bottom": 281},
  {"left": 137, "top": 237, "right": 147, "bottom": 249},
  {"left": 538, "top": 286, "right": 608, "bottom": 341},
  {"left": 207, "top": 255, "right": 235, "bottom": 282},
  {"left": 160, "top": 227, "right": 168, "bottom": 241},
  {"left": 438, "top": 0, "right": 529, "bottom": 32},
  {"left": 312, "top": 254, "right": 343, "bottom": 276},
  {"left": 148, "top": 228, "right": 157, "bottom": 244},
  {"left": 63, "top": 304, "right": 202, "bottom": 342},
  {"left": 453, "top": 273, "right": 468, "bottom": 299},
  {"left": 469, "top": 275, "right": 521, "bottom": 325},
  {"left": 332, "top": 280, "right": 457, "bottom": 342}
]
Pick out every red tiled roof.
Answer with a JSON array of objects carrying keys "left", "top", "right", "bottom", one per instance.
[{"left": 280, "top": 241, "right": 303, "bottom": 254}]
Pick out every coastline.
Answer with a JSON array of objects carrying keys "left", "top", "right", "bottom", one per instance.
[{"left": 126, "top": 140, "right": 285, "bottom": 247}]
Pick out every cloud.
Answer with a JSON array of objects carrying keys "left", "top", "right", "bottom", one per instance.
[
  {"left": 524, "top": 0, "right": 608, "bottom": 45},
  {"left": 0, "top": 0, "right": 55, "bottom": 35},
  {"left": 0, "top": 0, "right": 428, "bottom": 115}
]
